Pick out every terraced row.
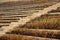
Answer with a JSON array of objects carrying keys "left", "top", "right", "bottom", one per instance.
[{"left": 0, "top": 1, "right": 60, "bottom": 40}]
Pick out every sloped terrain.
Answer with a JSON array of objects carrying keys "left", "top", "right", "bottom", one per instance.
[{"left": 0, "top": 0, "right": 60, "bottom": 40}]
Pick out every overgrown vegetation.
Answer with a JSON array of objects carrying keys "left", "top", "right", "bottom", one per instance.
[{"left": 21, "top": 14, "right": 60, "bottom": 29}]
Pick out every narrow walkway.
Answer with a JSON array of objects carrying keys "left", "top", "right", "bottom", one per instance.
[{"left": 0, "top": 2, "right": 60, "bottom": 36}]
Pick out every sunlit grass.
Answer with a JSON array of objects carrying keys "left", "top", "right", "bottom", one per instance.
[{"left": 22, "top": 15, "right": 60, "bottom": 29}]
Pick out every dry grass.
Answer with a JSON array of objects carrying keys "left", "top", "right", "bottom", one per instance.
[
  {"left": 0, "top": 34, "right": 58, "bottom": 40},
  {"left": 21, "top": 15, "right": 60, "bottom": 29},
  {"left": 0, "top": 0, "right": 57, "bottom": 6},
  {"left": 5, "top": 15, "right": 60, "bottom": 39},
  {"left": 6, "top": 28, "right": 60, "bottom": 39}
]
